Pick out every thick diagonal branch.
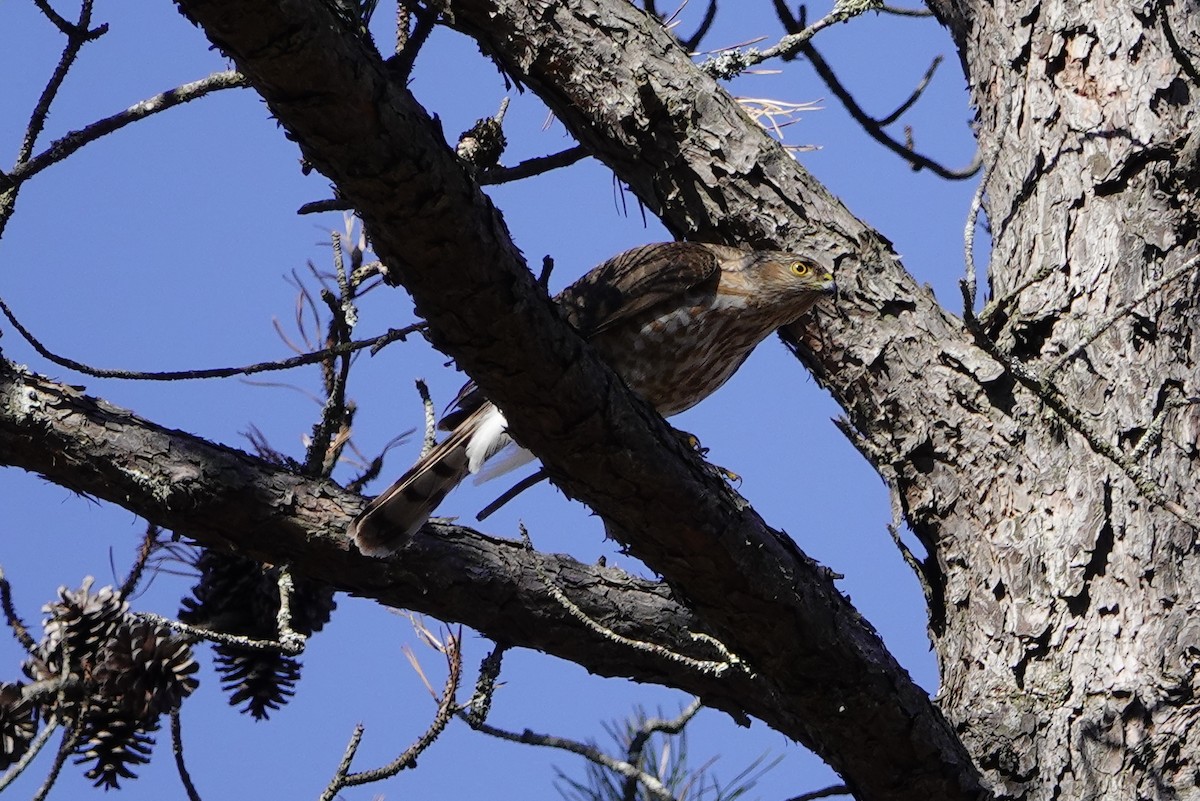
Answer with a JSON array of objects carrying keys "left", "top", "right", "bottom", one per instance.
[{"left": 0, "top": 357, "right": 760, "bottom": 715}]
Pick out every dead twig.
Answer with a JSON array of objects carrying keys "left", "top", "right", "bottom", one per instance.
[
  {"left": 0, "top": 294, "right": 423, "bottom": 381},
  {"left": 701, "top": 0, "right": 882, "bottom": 79},
  {"left": 319, "top": 630, "right": 462, "bottom": 797},
  {"left": 170, "top": 710, "right": 203, "bottom": 801}
]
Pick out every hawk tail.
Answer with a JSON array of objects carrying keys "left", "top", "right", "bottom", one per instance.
[{"left": 349, "top": 403, "right": 507, "bottom": 557}]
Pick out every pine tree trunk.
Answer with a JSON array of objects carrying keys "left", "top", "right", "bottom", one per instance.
[{"left": 927, "top": 0, "right": 1200, "bottom": 796}]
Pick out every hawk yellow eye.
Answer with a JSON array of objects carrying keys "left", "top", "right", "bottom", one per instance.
[{"left": 790, "top": 261, "right": 811, "bottom": 276}]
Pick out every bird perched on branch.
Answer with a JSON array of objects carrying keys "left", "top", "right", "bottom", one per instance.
[{"left": 350, "top": 241, "right": 837, "bottom": 557}]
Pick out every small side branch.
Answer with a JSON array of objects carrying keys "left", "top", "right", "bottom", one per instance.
[
  {"left": 170, "top": 710, "right": 203, "bottom": 801},
  {"left": 678, "top": 0, "right": 718, "bottom": 52},
  {"left": 469, "top": 717, "right": 678, "bottom": 801},
  {"left": 479, "top": 144, "right": 591, "bottom": 185},
  {"left": 963, "top": 99, "right": 1013, "bottom": 310},
  {"left": 1046, "top": 253, "right": 1200, "bottom": 376},
  {"left": 520, "top": 525, "right": 751, "bottom": 678},
  {"left": 5, "top": 71, "right": 246, "bottom": 191},
  {"left": 139, "top": 568, "right": 306, "bottom": 656},
  {"left": 623, "top": 698, "right": 703, "bottom": 776},
  {"left": 787, "top": 784, "right": 852, "bottom": 801},
  {"left": 416, "top": 379, "right": 438, "bottom": 458},
  {"left": 702, "top": 0, "right": 882, "bottom": 78},
  {"left": 320, "top": 632, "right": 462, "bottom": 796},
  {"left": 389, "top": 3, "right": 437, "bottom": 80},
  {"left": 465, "top": 642, "right": 508, "bottom": 726},
  {"left": 30, "top": 723, "right": 77, "bottom": 801},
  {"left": 878, "top": 55, "right": 943, "bottom": 126},
  {"left": 0, "top": 567, "right": 36, "bottom": 653},
  {"left": 879, "top": 4, "right": 934, "bottom": 15},
  {"left": 477, "top": 469, "right": 548, "bottom": 521},
  {"left": 0, "top": 294, "right": 423, "bottom": 381},
  {"left": 297, "top": 145, "right": 592, "bottom": 212},
  {"left": 118, "top": 523, "right": 161, "bottom": 600},
  {"left": 803, "top": 41, "right": 979, "bottom": 179}
]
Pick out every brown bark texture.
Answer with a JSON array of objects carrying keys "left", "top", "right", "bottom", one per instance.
[{"left": 0, "top": 0, "right": 1195, "bottom": 798}]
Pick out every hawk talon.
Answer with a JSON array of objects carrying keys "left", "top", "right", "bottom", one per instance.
[{"left": 674, "top": 429, "right": 709, "bottom": 457}]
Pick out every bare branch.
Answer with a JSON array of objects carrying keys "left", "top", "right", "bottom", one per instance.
[
  {"left": 1130, "top": 391, "right": 1198, "bottom": 463},
  {"left": 170, "top": 710, "right": 203, "bottom": 801},
  {"left": 274, "top": 567, "right": 307, "bottom": 654},
  {"left": 17, "top": 0, "right": 104, "bottom": 165},
  {"left": 679, "top": 0, "right": 719, "bottom": 52},
  {"left": 0, "top": 567, "right": 36, "bottom": 653},
  {"left": 623, "top": 698, "right": 703, "bottom": 785},
  {"left": 879, "top": 4, "right": 935, "bottom": 15},
  {"left": 787, "top": 785, "right": 853, "bottom": 801},
  {"left": 31, "top": 723, "right": 78, "bottom": 801},
  {"left": 769, "top": 0, "right": 974, "bottom": 177},
  {"left": 1046, "top": 253, "right": 1200, "bottom": 376},
  {"left": 470, "top": 716, "right": 678, "bottom": 801},
  {"left": 476, "top": 469, "right": 548, "bottom": 522},
  {"left": 31, "top": 0, "right": 79, "bottom": 36},
  {"left": 338, "top": 631, "right": 462, "bottom": 787},
  {"left": 318, "top": 724, "right": 365, "bottom": 801},
  {"left": 5, "top": 71, "right": 247, "bottom": 191},
  {"left": 118, "top": 523, "right": 161, "bottom": 600},
  {"left": 479, "top": 144, "right": 591, "bottom": 185},
  {"left": 0, "top": 294, "right": 423, "bottom": 381},
  {"left": 395, "top": 2, "right": 410, "bottom": 54},
  {"left": 701, "top": 0, "right": 881, "bottom": 78},
  {"left": 296, "top": 197, "right": 354, "bottom": 214},
  {"left": 801, "top": 41, "right": 980, "bottom": 179},
  {"left": 298, "top": 146, "right": 590, "bottom": 205},
  {"left": 389, "top": 3, "right": 436, "bottom": 80},
  {"left": 416, "top": 379, "right": 438, "bottom": 458},
  {"left": 963, "top": 99, "right": 1012, "bottom": 310},
  {"left": 465, "top": 643, "right": 508, "bottom": 727},
  {"left": 136, "top": 594, "right": 307, "bottom": 656},
  {"left": 961, "top": 286, "right": 1200, "bottom": 530},
  {"left": 878, "top": 55, "right": 944, "bottom": 126},
  {"left": 0, "top": 0, "right": 106, "bottom": 235},
  {"left": 303, "top": 231, "right": 357, "bottom": 477},
  {"left": 520, "top": 525, "right": 749, "bottom": 678}
]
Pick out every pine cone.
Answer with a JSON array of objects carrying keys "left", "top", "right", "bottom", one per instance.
[
  {"left": 25, "top": 578, "right": 128, "bottom": 681},
  {"left": 0, "top": 682, "right": 36, "bottom": 770},
  {"left": 215, "top": 650, "right": 300, "bottom": 720},
  {"left": 18, "top": 579, "right": 201, "bottom": 789},
  {"left": 181, "top": 550, "right": 334, "bottom": 718},
  {"left": 74, "top": 704, "right": 155, "bottom": 790},
  {"left": 93, "top": 620, "right": 198, "bottom": 722}
]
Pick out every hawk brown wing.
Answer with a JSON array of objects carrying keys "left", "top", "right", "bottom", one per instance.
[
  {"left": 555, "top": 242, "right": 725, "bottom": 338},
  {"left": 439, "top": 242, "right": 728, "bottom": 430}
]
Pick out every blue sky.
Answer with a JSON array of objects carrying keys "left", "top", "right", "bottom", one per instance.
[{"left": 0, "top": 1, "right": 979, "bottom": 798}]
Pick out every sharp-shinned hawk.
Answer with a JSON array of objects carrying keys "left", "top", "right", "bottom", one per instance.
[{"left": 350, "top": 241, "right": 837, "bottom": 556}]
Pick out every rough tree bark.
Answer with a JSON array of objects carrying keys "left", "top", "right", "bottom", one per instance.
[
  {"left": 1, "top": 0, "right": 1196, "bottom": 798},
  {"left": 925, "top": 0, "right": 1200, "bottom": 796}
]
